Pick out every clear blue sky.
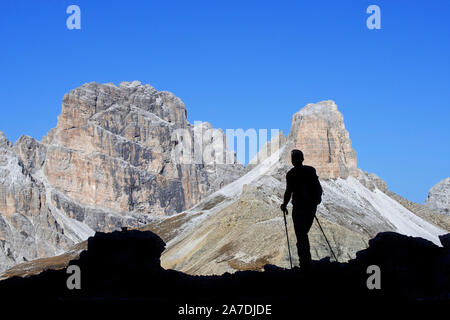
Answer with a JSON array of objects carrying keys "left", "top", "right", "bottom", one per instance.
[{"left": 0, "top": 0, "right": 449, "bottom": 203}]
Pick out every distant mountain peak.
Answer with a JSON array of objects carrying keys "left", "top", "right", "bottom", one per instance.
[
  {"left": 284, "top": 100, "right": 357, "bottom": 179},
  {"left": 426, "top": 178, "right": 450, "bottom": 215}
]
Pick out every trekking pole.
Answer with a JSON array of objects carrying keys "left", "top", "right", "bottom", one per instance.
[
  {"left": 282, "top": 208, "right": 293, "bottom": 269},
  {"left": 314, "top": 216, "right": 338, "bottom": 262}
]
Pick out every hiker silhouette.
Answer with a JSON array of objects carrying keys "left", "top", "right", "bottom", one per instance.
[{"left": 281, "top": 149, "right": 323, "bottom": 271}]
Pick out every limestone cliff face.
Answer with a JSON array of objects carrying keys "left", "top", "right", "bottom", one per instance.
[
  {"left": 282, "top": 101, "right": 357, "bottom": 179},
  {"left": 42, "top": 81, "right": 243, "bottom": 215},
  {"left": 0, "top": 134, "right": 74, "bottom": 271},
  {"left": 0, "top": 81, "right": 244, "bottom": 272},
  {"left": 425, "top": 178, "right": 450, "bottom": 215}
]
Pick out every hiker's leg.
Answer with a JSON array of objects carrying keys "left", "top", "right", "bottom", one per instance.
[
  {"left": 297, "top": 232, "right": 311, "bottom": 270},
  {"left": 301, "top": 206, "right": 317, "bottom": 270},
  {"left": 292, "top": 207, "right": 311, "bottom": 269},
  {"left": 292, "top": 205, "right": 316, "bottom": 270}
]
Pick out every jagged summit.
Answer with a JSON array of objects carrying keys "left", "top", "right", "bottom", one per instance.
[{"left": 118, "top": 80, "right": 146, "bottom": 88}]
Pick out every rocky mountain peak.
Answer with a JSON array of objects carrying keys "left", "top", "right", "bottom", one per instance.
[
  {"left": 40, "top": 81, "right": 242, "bottom": 215},
  {"left": 0, "top": 131, "right": 11, "bottom": 149},
  {"left": 0, "top": 82, "right": 245, "bottom": 273},
  {"left": 283, "top": 100, "right": 357, "bottom": 179},
  {"left": 425, "top": 178, "right": 450, "bottom": 215},
  {"left": 54, "top": 81, "right": 188, "bottom": 138}
]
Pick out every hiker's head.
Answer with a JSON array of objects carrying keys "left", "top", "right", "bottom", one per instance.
[{"left": 291, "top": 149, "right": 304, "bottom": 167}]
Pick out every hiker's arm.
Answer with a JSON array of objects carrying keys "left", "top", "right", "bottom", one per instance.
[
  {"left": 282, "top": 189, "right": 291, "bottom": 207},
  {"left": 281, "top": 173, "right": 292, "bottom": 212}
]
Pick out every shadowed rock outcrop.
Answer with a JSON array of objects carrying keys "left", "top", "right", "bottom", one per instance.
[{"left": 0, "top": 229, "right": 448, "bottom": 307}]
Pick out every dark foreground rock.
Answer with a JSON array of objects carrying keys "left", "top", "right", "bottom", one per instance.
[{"left": 0, "top": 229, "right": 448, "bottom": 315}]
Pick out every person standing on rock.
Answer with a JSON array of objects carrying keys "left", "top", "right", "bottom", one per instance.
[{"left": 280, "top": 149, "right": 323, "bottom": 271}]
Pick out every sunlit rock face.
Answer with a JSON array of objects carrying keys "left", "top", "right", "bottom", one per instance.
[
  {"left": 43, "top": 81, "right": 243, "bottom": 215},
  {"left": 282, "top": 100, "right": 357, "bottom": 179},
  {"left": 0, "top": 134, "right": 74, "bottom": 273},
  {"left": 0, "top": 81, "right": 245, "bottom": 272}
]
